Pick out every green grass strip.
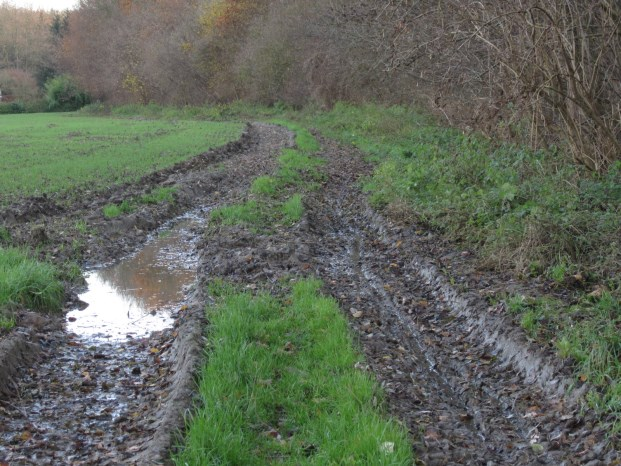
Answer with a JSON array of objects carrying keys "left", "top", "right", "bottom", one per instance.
[
  {"left": 175, "top": 279, "right": 412, "bottom": 465},
  {"left": 211, "top": 121, "right": 323, "bottom": 229},
  {"left": 270, "top": 119, "right": 321, "bottom": 153},
  {"left": 102, "top": 187, "right": 177, "bottom": 218}
]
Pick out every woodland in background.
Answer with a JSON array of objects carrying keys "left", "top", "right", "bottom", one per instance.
[
  {"left": 0, "top": 3, "right": 56, "bottom": 100},
  {"left": 1, "top": 0, "right": 620, "bottom": 171}
]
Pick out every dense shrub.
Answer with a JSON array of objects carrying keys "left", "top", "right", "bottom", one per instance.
[{"left": 45, "top": 75, "right": 90, "bottom": 111}]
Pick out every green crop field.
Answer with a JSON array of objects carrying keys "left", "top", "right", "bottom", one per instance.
[{"left": 0, "top": 113, "right": 243, "bottom": 204}]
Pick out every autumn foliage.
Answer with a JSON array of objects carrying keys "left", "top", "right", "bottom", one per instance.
[
  {"left": 0, "top": 4, "right": 55, "bottom": 99},
  {"left": 2, "top": 0, "right": 619, "bottom": 170}
]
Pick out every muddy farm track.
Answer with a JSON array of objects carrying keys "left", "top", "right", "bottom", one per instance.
[{"left": 0, "top": 123, "right": 618, "bottom": 465}]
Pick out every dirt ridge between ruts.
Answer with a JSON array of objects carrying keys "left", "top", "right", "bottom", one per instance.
[
  {"left": 127, "top": 296, "right": 204, "bottom": 465},
  {"left": 126, "top": 122, "right": 295, "bottom": 464}
]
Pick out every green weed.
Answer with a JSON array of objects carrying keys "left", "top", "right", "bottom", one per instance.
[
  {"left": 0, "top": 227, "right": 11, "bottom": 245},
  {"left": 278, "top": 148, "right": 324, "bottom": 172},
  {"left": 270, "top": 119, "right": 321, "bottom": 153},
  {"left": 520, "top": 310, "right": 540, "bottom": 337},
  {"left": 59, "top": 261, "right": 83, "bottom": 283},
  {"left": 103, "top": 188, "right": 176, "bottom": 218},
  {"left": 174, "top": 279, "right": 412, "bottom": 465},
  {"left": 74, "top": 219, "right": 89, "bottom": 234},
  {"left": 549, "top": 260, "right": 569, "bottom": 284},
  {"left": 276, "top": 149, "right": 325, "bottom": 189},
  {"left": 138, "top": 186, "right": 177, "bottom": 205},
  {"left": 0, "top": 312, "right": 15, "bottom": 331},
  {"left": 102, "top": 200, "right": 134, "bottom": 218}
]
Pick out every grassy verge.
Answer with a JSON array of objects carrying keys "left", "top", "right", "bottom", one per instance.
[
  {"left": 507, "top": 291, "right": 621, "bottom": 427},
  {"left": 174, "top": 279, "right": 412, "bottom": 465},
  {"left": 299, "top": 103, "right": 620, "bottom": 285},
  {"left": 0, "top": 113, "right": 242, "bottom": 203},
  {"left": 0, "top": 247, "right": 64, "bottom": 330}
]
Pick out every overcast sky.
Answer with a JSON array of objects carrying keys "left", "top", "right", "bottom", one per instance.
[{"left": 5, "top": 0, "right": 78, "bottom": 11}]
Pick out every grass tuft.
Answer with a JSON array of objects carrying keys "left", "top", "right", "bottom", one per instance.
[
  {"left": 174, "top": 279, "right": 412, "bottom": 465},
  {"left": 0, "top": 247, "right": 64, "bottom": 313},
  {"left": 138, "top": 186, "right": 176, "bottom": 205},
  {"left": 0, "top": 227, "right": 11, "bottom": 246},
  {"left": 251, "top": 175, "right": 278, "bottom": 196},
  {"left": 102, "top": 200, "right": 134, "bottom": 218},
  {"left": 282, "top": 194, "right": 304, "bottom": 223},
  {"left": 270, "top": 119, "right": 321, "bottom": 153},
  {"left": 211, "top": 200, "right": 263, "bottom": 226},
  {"left": 0, "top": 312, "right": 16, "bottom": 331}
]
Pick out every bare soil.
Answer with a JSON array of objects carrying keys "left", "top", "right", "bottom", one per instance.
[{"left": 0, "top": 123, "right": 618, "bottom": 465}]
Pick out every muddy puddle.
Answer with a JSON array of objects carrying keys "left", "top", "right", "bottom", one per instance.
[
  {"left": 0, "top": 212, "right": 207, "bottom": 464},
  {"left": 67, "top": 213, "right": 204, "bottom": 341}
]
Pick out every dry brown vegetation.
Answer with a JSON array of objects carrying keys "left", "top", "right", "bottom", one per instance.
[
  {"left": 1, "top": 0, "right": 619, "bottom": 170},
  {"left": 0, "top": 2, "right": 55, "bottom": 97}
]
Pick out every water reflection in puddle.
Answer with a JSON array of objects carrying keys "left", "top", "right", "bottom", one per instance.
[{"left": 66, "top": 215, "right": 203, "bottom": 341}]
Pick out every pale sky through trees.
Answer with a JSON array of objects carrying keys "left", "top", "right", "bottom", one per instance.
[{"left": 5, "top": 0, "right": 77, "bottom": 10}]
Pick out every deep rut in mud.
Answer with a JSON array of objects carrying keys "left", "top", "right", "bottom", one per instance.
[{"left": 303, "top": 138, "right": 616, "bottom": 465}]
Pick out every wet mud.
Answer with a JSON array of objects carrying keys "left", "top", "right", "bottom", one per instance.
[
  {"left": 0, "top": 122, "right": 618, "bottom": 464},
  {"left": 67, "top": 215, "right": 203, "bottom": 341},
  {"left": 196, "top": 135, "right": 618, "bottom": 464}
]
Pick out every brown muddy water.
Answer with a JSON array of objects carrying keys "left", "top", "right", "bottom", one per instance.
[{"left": 66, "top": 213, "right": 203, "bottom": 341}]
